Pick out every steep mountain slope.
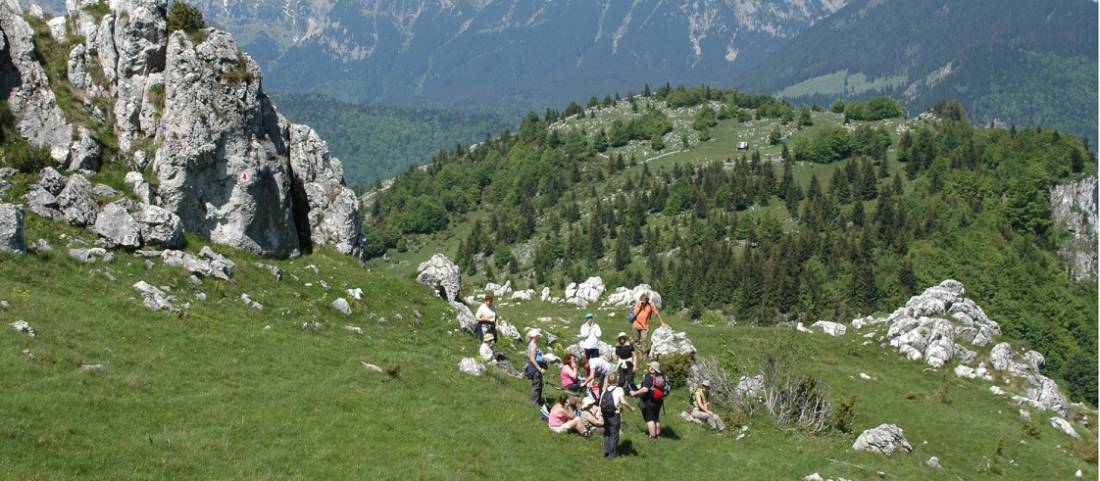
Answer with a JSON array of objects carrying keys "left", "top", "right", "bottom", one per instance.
[
  {"left": 741, "top": 0, "right": 1098, "bottom": 140},
  {"left": 181, "top": 0, "right": 845, "bottom": 112}
]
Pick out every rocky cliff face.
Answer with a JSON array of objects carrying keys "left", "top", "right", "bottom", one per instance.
[
  {"left": 1051, "top": 176, "right": 1098, "bottom": 281},
  {"left": 1, "top": 0, "right": 366, "bottom": 259}
]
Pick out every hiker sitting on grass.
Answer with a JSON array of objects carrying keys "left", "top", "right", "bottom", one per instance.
[
  {"left": 560, "top": 354, "right": 583, "bottom": 391},
  {"left": 480, "top": 333, "right": 521, "bottom": 378},
  {"left": 689, "top": 380, "right": 726, "bottom": 432},
  {"left": 548, "top": 394, "right": 590, "bottom": 436},
  {"left": 579, "top": 396, "right": 605, "bottom": 434}
]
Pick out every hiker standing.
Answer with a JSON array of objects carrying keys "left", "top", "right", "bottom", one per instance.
[
  {"left": 560, "top": 354, "right": 583, "bottom": 392},
  {"left": 630, "top": 294, "right": 665, "bottom": 349},
  {"left": 578, "top": 312, "right": 602, "bottom": 360},
  {"left": 613, "top": 332, "right": 638, "bottom": 388},
  {"left": 601, "top": 371, "right": 633, "bottom": 459},
  {"left": 631, "top": 361, "right": 669, "bottom": 439},
  {"left": 475, "top": 293, "right": 498, "bottom": 341},
  {"left": 525, "top": 329, "right": 546, "bottom": 407},
  {"left": 690, "top": 380, "right": 726, "bottom": 432}
]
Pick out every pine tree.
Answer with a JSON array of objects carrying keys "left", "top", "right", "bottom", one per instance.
[
  {"left": 860, "top": 158, "right": 878, "bottom": 200},
  {"left": 851, "top": 200, "right": 865, "bottom": 226},
  {"left": 614, "top": 234, "right": 631, "bottom": 271}
]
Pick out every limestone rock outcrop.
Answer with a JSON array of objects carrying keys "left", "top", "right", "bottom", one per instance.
[
  {"left": 0, "top": 203, "right": 25, "bottom": 253},
  {"left": 565, "top": 277, "right": 605, "bottom": 307},
  {"left": 604, "top": 284, "right": 663, "bottom": 309},
  {"left": 649, "top": 325, "right": 696, "bottom": 358},
  {"left": 1050, "top": 176, "right": 1097, "bottom": 281},
  {"left": 852, "top": 424, "right": 912, "bottom": 456},
  {"left": 0, "top": 0, "right": 71, "bottom": 162}
]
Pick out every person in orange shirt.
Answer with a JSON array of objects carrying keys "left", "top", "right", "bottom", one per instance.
[{"left": 630, "top": 293, "right": 665, "bottom": 348}]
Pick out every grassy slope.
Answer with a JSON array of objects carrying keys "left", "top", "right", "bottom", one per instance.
[{"left": 0, "top": 182, "right": 1095, "bottom": 480}]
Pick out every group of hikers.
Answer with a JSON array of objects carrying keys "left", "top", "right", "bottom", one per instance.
[{"left": 473, "top": 291, "right": 726, "bottom": 459}]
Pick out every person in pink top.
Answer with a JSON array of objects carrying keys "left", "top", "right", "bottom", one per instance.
[
  {"left": 547, "top": 394, "right": 589, "bottom": 436},
  {"left": 560, "top": 354, "right": 582, "bottom": 392}
]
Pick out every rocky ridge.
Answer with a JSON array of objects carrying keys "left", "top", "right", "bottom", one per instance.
[
  {"left": 1, "top": 0, "right": 365, "bottom": 259},
  {"left": 1050, "top": 176, "right": 1098, "bottom": 282}
]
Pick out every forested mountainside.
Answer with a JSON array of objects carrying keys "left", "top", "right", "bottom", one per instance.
[
  {"left": 741, "top": 0, "right": 1098, "bottom": 140},
  {"left": 271, "top": 93, "right": 511, "bottom": 188},
  {"left": 169, "top": 0, "right": 846, "bottom": 112},
  {"left": 364, "top": 86, "right": 1099, "bottom": 405}
]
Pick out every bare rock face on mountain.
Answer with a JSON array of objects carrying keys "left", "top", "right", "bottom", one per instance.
[
  {"left": 0, "top": 0, "right": 71, "bottom": 162},
  {"left": 93, "top": 200, "right": 141, "bottom": 248},
  {"left": 287, "top": 124, "right": 363, "bottom": 257},
  {"left": 109, "top": 0, "right": 168, "bottom": 155},
  {"left": 154, "top": 30, "right": 299, "bottom": 257},
  {"left": 1051, "top": 176, "right": 1098, "bottom": 281}
]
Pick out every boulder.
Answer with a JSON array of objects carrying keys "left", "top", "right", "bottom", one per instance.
[
  {"left": 540, "top": 287, "right": 551, "bottom": 302},
  {"left": 1049, "top": 416, "right": 1079, "bottom": 439},
  {"left": 497, "top": 320, "right": 521, "bottom": 340},
  {"left": 136, "top": 204, "right": 184, "bottom": 248},
  {"left": 603, "top": 284, "right": 663, "bottom": 309},
  {"left": 416, "top": 254, "right": 461, "bottom": 301},
  {"left": 240, "top": 293, "right": 263, "bottom": 310},
  {"left": 66, "top": 126, "right": 101, "bottom": 173},
  {"left": 510, "top": 289, "right": 535, "bottom": 301},
  {"left": 484, "top": 281, "right": 513, "bottom": 298},
  {"left": 346, "top": 288, "right": 364, "bottom": 300},
  {"left": 10, "top": 319, "right": 35, "bottom": 337},
  {"left": 449, "top": 300, "right": 475, "bottom": 332},
  {"left": 132, "top": 280, "right": 179, "bottom": 312},
  {"left": 649, "top": 325, "right": 696, "bottom": 358},
  {"left": 56, "top": 174, "right": 99, "bottom": 226},
  {"left": 160, "top": 247, "right": 235, "bottom": 280},
  {"left": 68, "top": 247, "right": 113, "bottom": 263},
  {"left": 852, "top": 424, "right": 912, "bottom": 456},
  {"left": 926, "top": 456, "right": 943, "bottom": 469},
  {"left": 0, "top": 1, "right": 72, "bottom": 162},
  {"left": 565, "top": 341, "right": 614, "bottom": 360},
  {"left": 954, "top": 363, "right": 993, "bottom": 381},
  {"left": 812, "top": 320, "right": 847, "bottom": 337},
  {"left": 332, "top": 298, "right": 352, "bottom": 315},
  {"left": 0, "top": 204, "right": 26, "bottom": 253},
  {"left": 92, "top": 184, "right": 121, "bottom": 197},
  {"left": 458, "top": 357, "right": 485, "bottom": 376},
  {"left": 566, "top": 277, "right": 605, "bottom": 307},
  {"left": 93, "top": 201, "right": 142, "bottom": 248},
  {"left": 1025, "top": 376, "right": 1070, "bottom": 416}
]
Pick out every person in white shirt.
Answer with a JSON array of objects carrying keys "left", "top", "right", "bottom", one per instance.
[
  {"left": 474, "top": 293, "right": 498, "bottom": 341},
  {"left": 479, "top": 333, "right": 521, "bottom": 378},
  {"left": 578, "top": 312, "right": 602, "bottom": 360},
  {"left": 581, "top": 356, "right": 614, "bottom": 399}
]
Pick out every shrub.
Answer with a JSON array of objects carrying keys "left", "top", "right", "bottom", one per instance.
[
  {"left": 2, "top": 139, "right": 53, "bottom": 173},
  {"left": 757, "top": 353, "right": 833, "bottom": 433},
  {"left": 830, "top": 395, "right": 856, "bottom": 433},
  {"left": 658, "top": 352, "right": 693, "bottom": 387},
  {"left": 1019, "top": 418, "right": 1041, "bottom": 439},
  {"left": 168, "top": 1, "right": 207, "bottom": 40}
]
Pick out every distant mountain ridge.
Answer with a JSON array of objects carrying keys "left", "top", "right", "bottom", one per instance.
[
  {"left": 181, "top": 0, "right": 846, "bottom": 111},
  {"left": 741, "top": 0, "right": 1098, "bottom": 139}
]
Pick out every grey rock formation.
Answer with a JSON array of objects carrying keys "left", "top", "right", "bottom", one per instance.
[
  {"left": 926, "top": 456, "right": 943, "bottom": 469},
  {"left": 36, "top": 166, "right": 65, "bottom": 195},
  {"left": 132, "top": 280, "right": 179, "bottom": 312},
  {"left": 852, "top": 424, "right": 913, "bottom": 456},
  {"left": 449, "top": 300, "right": 475, "bottom": 332},
  {"left": 565, "top": 276, "right": 606, "bottom": 307},
  {"left": 154, "top": 30, "right": 299, "bottom": 257},
  {"left": 93, "top": 200, "right": 141, "bottom": 248},
  {"left": 66, "top": 126, "right": 102, "bottom": 173},
  {"left": 416, "top": 253, "right": 461, "bottom": 301},
  {"left": 603, "top": 283, "right": 663, "bottom": 309},
  {"left": 0, "top": 0, "right": 72, "bottom": 162},
  {"left": 68, "top": 246, "right": 113, "bottom": 263},
  {"left": 108, "top": 0, "right": 168, "bottom": 154},
  {"left": 160, "top": 246, "right": 234, "bottom": 280},
  {"left": 136, "top": 204, "right": 183, "bottom": 248},
  {"left": 10, "top": 319, "right": 35, "bottom": 336},
  {"left": 648, "top": 324, "right": 696, "bottom": 358},
  {"left": 1049, "top": 416, "right": 1079, "bottom": 438},
  {"left": 56, "top": 173, "right": 98, "bottom": 226},
  {"left": 812, "top": 320, "right": 847, "bottom": 337},
  {"left": 1050, "top": 176, "right": 1097, "bottom": 281},
  {"left": 0, "top": 203, "right": 25, "bottom": 253},
  {"left": 287, "top": 123, "right": 363, "bottom": 256}
]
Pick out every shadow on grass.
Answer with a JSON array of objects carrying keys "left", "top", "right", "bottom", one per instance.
[
  {"left": 659, "top": 426, "right": 680, "bottom": 440},
  {"left": 617, "top": 439, "right": 640, "bottom": 457}
]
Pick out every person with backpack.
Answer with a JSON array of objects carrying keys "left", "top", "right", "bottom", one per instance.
[
  {"left": 548, "top": 394, "right": 590, "bottom": 436},
  {"left": 475, "top": 293, "right": 498, "bottom": 341},
  {"left": 581, "top": 355, "right": 615, "bottom": 400},
  {"left": 601, "top": 371, "right": 634, "bottom": 459},
  {"left": 560, "top": 354, "right": 583, "bottom": 392},
  {"left": 689, "top": 380, "right": 726, "bottom": 432},
  {"left": 630, "top": 293, "right": 665, "bottom": 349},
  {"left": 578, "top": 312, "right": 602, "bottom": 360},
  {"left": 612, "top": 332, "right": 638, "bottom": 388},
  {"left": 525, "top": 329, "right": 547, "bottom": 407},
  {"left": 630, "top": 361, "right": 670, "bottom": 439}
]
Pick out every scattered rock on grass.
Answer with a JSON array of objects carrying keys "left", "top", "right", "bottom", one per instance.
[
  {"left": 69, "top": 247, "right": 114, "bottom": 263},
  {"left": 345, "top": 324, "right": 363, "bottom": 335},
  {"left": 10, "top": 320, "right": 36, "bottom": 337},
  {"left": 458, "top": 357, "right": 485, "bottom": 376},
  {"left": 362, "top": 362, "right": 383, "bottom": 373},
  {"left": 926, "top": 456, "right": 943, "bottom": 469},
  {"left": 1049, "top": 417, "right": 1080, "bottom": 438},
  {"left": 812, "top": 320, "right": 847, "bottom": 336},
  {"left": 852, "top": 424, "right": 913, "bottom": 456},
  {"left": 332, "top": 298, "right": 352, "bottom": 315},
  {"left": 346, "top": 287, "right": 364, "bottom": 300},
  {"left": 0, "top": 204, "right": 26, "bottom": 254},
  {"left": 241, "top": 293, "right": 263, "bottom": 310},
  {"left": 79, "top": 363, "right": 106, "bottom": 373}
]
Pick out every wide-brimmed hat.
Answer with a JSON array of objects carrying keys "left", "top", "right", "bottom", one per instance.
[
  {"left": 581, "top": 396, "right": 596, "bottom": 408},
  {"left": 482, "top": 333, "right": 495, "bottom": 342},
  {"left": 649, "top": 361, "right": 661, "bottom": 373},
  {"left": 617, "top": 332, "right": 628, "bottom": 339},
  {"left": 527, "top": 328, "right": 542, "bottom": 339},
  {"left": 700, "top": 379, "right": 711, "bottom": 387}
]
